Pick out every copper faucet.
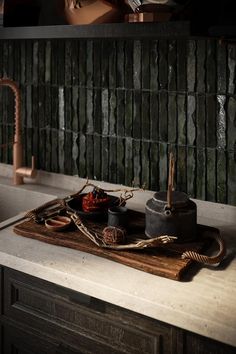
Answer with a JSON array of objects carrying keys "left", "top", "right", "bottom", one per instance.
[{"left": 0, "top": 78, "right": 37, "bottom": 185}]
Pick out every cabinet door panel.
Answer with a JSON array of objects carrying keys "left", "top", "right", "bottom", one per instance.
[{"left": 3, "top": 267, "right": 176, "bottom": 354}]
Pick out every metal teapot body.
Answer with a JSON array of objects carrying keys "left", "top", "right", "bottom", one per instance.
[{"left": 145, "top": 191, "right": 197, "bottom": 243}]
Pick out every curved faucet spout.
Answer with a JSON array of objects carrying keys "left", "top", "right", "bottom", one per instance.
[{"left": 0, "top": 77, "right": 37, "bottom": 185}]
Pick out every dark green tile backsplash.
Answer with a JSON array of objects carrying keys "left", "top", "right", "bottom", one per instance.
[{"left": 0, "top": 38, "right": 236, "bottom": 205}]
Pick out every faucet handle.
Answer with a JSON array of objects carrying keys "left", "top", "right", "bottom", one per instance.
[{"left": 16, "top": 155, "right": 37, "bottom": 179}]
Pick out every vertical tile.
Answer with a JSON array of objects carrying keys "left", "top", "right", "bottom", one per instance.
[
  {"left": 45, "top": 41, "right": 51, "bottom": 84},
  {"left": 13, "top": 40, "right": 21, "bottom": 83},
  {"left": 101, "top": 136, "right": 109, "bottom": 181},
  {"left": 168, "top": 39, "right": 177, "bottom": 92},
  {"left": 206, "top": 95, "right": 216, "bottom": 148},
  {"left": 57, "top": 41, "right": 65, "bottom": 86},
  {"left": 159, "top": 142, "right": 167, "bottom": 190},
  {"left": 150, "top": 92, "right": 159, "bottom": 141},
  {"left": 125, "top": 90, "right": 133, "bottom": 137},
  {"left": 93, "top": 40, "right": 101, "bottom": 88},
  {"left": 196, "top": 94, "right": 206, "bottom": 148},
  {"left": 176, "top": 146, "right": 187, "bottom": 192},
  {"left": 187, "top": 146, "right": 196, "bottom": 197},
  {"left": 38, "top": 128, "right": 46, "bottom": 171},
  {"left": 72, "top": 86, "right": 79, "bottom": 133},
  {"left": 196, "top": 148, "right": 206, "bottom": 200},
  {"left": 20, "top": 41, "right": 26, "bottom": 84},
  {"left": 78, "top": 40, "right": 86, "bottom": 87},
  {"left": 86, "top": 134, "right": 94, "bottom": 179},
  {"left": 32, "top": 86, "right": 39, "bottom": 128},
  {"left": 206, "top": 148, "right": 216, "bottom": 202},
  {"left": 217, "top": 149, "right": 227, "bottom": 204},
  {"left": 101, "top": 40, "right": 109, "bottom": 88},
  {"left": 227, "top": 97, "right": 236, "bottom": 151},
  {"left": 159, "top": 92, "right": 168, "bottom": 142},
  {"left": 227, "top": 151, "right": 236, "bottom": 205},
  {"left": 216, "top": 95, "right": 226, "bottom": 150},
  {"left": 93, "top": 134, "right": 101, "bottom": 181},
  {"left": 109, "top": 90, "right": 116, "bottom": 136},
  {"left": 109, "top": 40, "right": 117, "bottom": 89},
  {"left": 150, "top": 40, "right": 158, "bottom": 91},
  {"left": 94, "top": 88, "right": 102, "bottom": 134},
  {"left": 86, "top": 41, "right": 93, "bottom": 88},
  {"left": 228, "top": 44, "right": 236, "bottom": 94},
  {"left": 101, "top": 89, "right": 108, "bottom": 135},
  {"left": 125, "top": 137, "right": 133, "bottom": 186},
  {"left": 217, "top": 41, "right": 227, "bottom": 93},
  {"left": 38, "top": 41, "right": 45, "bottom": 85},
  {"left": 87, "top": 89, "right": 94, "bottom": 134},
  {"left": 26, "top": 41, "right": 33, "bottom": 84},
  {"left": 32, "top": 41, "right": 38, "bottom": 85},
  {"left": 177, "top": 40, "right": 187, "bottom": 92},
  {"left": 109, "top": 137, "right": 117, "bottom": 184},
  {"left": 141, "top": 141, "right": 150, "bottom": 188},
  {"left": 124, "top": 41, "right": 133, "bottom": 89},
  {"left": 150, "top": 143, "right": 159, "bottom": 191},
  {"left": 133, "top": 90, "right": 141, "bottom": 139},
  {"left": 187, "top": 40, "right": 196, "bottom": 92},
  {"left": 78, "top": 87, "right": 86, "bottom": 133},
  {"left": 78, "top": 133, "right": 86, "bottom": 178},
  {"left": 116, "top": 89, "right": 125, "bottom": 137},
  {"left": 71, "top": 40, "right": 79, "bottom": 86},
  {"left": 133, "top": 40, "right": 141, "bottom": 90},
  {"left": 117, "top": 137, "right": 125, "bottom": 184},
  {"left": 51, "top": 130, "right": 59, "bottom": 173},
  {"left": 65, "top": 40, "right": 72, "bottom": 86},
  {"left": 168, "top": 94, "right": 177, "bottom": 144},
  {"left": 51, "top": 86, "right": 59, "bottom": 129},
  {"left": 133, "top": 140, "right": 141, "bottom": 187},
  {"left": 187, "top": 94, "right": 196, "bottom": 146},
  {"left": 196, "top": 40, "right": 206, "bottom": 93},
  {"left": 64, "top": 131, "right": 72, "bottom": 175},
  {"left": 64, "top": 87, "right": 72, "bottom": 131},
  {"left": 206, "top": 40, "right": 216, "bottom": 93},
  {"left": 72, "top": 132, "right": 78, "bottom": 175},
  {"left": 116, "top": 41, "right": 125, "bottom": 88},
  {"left": 141, "top": 40, "right": 150, "bottom": 90},
  {"left": 141, "top": 92, "right": 150, "bottom": 141},
  {"left": 177, "top": 94, "right": 187, "bottom": 145},
  {"left": 158, "top": 40, "right": 168, "bottom": 90}
]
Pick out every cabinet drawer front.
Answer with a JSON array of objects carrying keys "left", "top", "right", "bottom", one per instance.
[{"left": 3, "top": 268, "right": 174, "bottom": 354}]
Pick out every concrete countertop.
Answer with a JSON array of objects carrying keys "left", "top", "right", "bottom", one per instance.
[{"left": 0, "top": 164, "right": 236, "bottom": 348}]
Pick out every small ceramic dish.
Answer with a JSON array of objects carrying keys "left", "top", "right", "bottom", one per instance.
[{"left": 45, "top": 215, "right": 71, "bottom": 232}]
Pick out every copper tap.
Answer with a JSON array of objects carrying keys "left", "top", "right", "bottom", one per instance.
[{"left": 0, "top": 78, "right": 37, "bottom": 185}]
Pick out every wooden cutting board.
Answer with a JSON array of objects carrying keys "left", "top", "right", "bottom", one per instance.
[{"left": 13, "top": 210, "right": 216, "bottom": 281}]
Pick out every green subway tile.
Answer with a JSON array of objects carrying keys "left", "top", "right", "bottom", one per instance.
[
  {"left": 13, "top": 40, "right": 21, "bottom": 83},
  {"left": 64, "top": 131, "right": 73, "bottom": 175},
  {"left": 109, "top": 40, "right": 117, "bottom": 88},
  {"left": 32, "top": 41, "right": 38, "bottom": 85},
  {"left": 116, "top": 41, "right": 125, "bottom": 88},
  {"left": 159, "top": 92, "right": 168, "bottom": 142},
  {"left": 72, "top": 86, "right": 79, "bottom": 133},
  {"left": 32, "top": 86, "right": 39, "bottom": 127},
  {"left": 57, "top": 41, "right": 65, "bottom": 86},
  {"left": 93, "top": 88, "right": 102, "bottom": 134},
  {"left": 45, "top": 128, "right": 51, "bottom": 172},
  {"left": 187, "top": 146, "right": 196, "bottom": 198},
  {"left": 228, "top": 151, "right": 236, "bottom": 205},
  {"left": 86, "top": 89, "right": 94, "bottom": 134},
  {"left": 206, "top": 40, "right": 216, "bottom": 93},
  {"left": 125, "top": 90, "right": 133, "bottom": 137},
  {"left": 78, "top": 88, "right": 86, "bottom": 133},
  {"left": 51, "top": 86, "right": 59, "bottom": 129},
  {"left": 50, "top": 41, "right": 58, "bottom": 85},
  {"left": 216, "top": 95, "right": 226, "bottom": 150},
  {"left": 125, "top": 138, "right": 133, "bottom": 186},
  {"left": 26, "top": 41, "right": 33, "bottom": 84},
  {"left": 71, "top": 40, "right": 79, "bottom": 86},
  {"left": 64, "top": 87, "right": 72, "bottom": 131},
  {"left": 133, "top": 40, "right": 141, "bottom": 90},
  {"left": 78, "top": 133, "right": 86, "bottom": 178},
  {"left": 177, "top": 94, "right": 187, "bottom": 145},
  {"left": 101, "top": 40, "right": 109, "bottom": 88},
  {"left": 38, "top": 41, "right": 45, "bottom": 85},
  {"left": 206, "top": 148, "right": 216, "bottom": 202},
  {"left": 101, "top": 89, "right": 108, "bottom": 135},
  {"left": 150, "top": 143, "right": 159, "bottom": 191},
  {"left": 187, "top": 94, "right": 196, "bottom": 146},
  {"left": 133, "top": 90, "right": 141, "bottom": 139},
  {"left": 78, "top": 41, "right": 86, "bottom": 87},
  {"left": 141, "top": 141, "right": 150, "bottom": 188},
  {"left": 101, "top": 137, "right": 109, "bottom": 182},
  {"left": 125, "top": 41, "right": 133, "bottom": 89},
  {"left": 228, "top": 97, "right": 236, "bottom": 151},
  {"left": 44, "top": 86, "right": 52, "bottom": 127},
  {"left": 196, "top": 94, "right": 206, "bottom": 148},
  {"left": 45, "top": 41, "right": 51, "bottom": 83},
  {"left": 64, "top": 40, "right": 72, "bottom": 86},
  {"left": 150, "top": 40, "right": 158, "bottom": 91},
  {"left": 58, "top": 130, "right": 65, "bottom": 174},
  {"left": 196, "top": 40, "right": 206, "bottom": 93},
  {"left": 228, "top": 44, "right": 236, "bottom": 95},
  {"left": 93, "top": 40, "right": 101, "bottom": 88},
  {"left": 93, "top": 134, "right": 101, "bottom": 181},
  {"left": 168, "top": 39, "right": 177, "bottom": 92},
  {"left": 196, "top": 148, "right": 206, "bottom": 200},
  {"left": 206, "top": 95, "right": 216, "bottom": 148},
  {"left": 158, "top": 40, "right": 168, "bottom": 90},
  {"left": 177, "top": 40, "right": 187, "bottom": 92},
  {"left": 86, "top": 41, "right": 93, "bottom": 88},
  {"left": 141, "top": 40, "right": 150, "bottom": 90},
  {"left": 217, "top": 149, "right": 227, "bottom": 204},
  {"left": 7, "top": 41, "right": 14, "bottom": 79},
  {"left": 176, "top": 146, "right": 187, "bottom": 192},
  {"left": 26, "top": 127, "right": 33, "bottom": 167},
  {"left": 150, "top": 92, "right": 159, "bottom": 141},
  {"left": 86, "top": 134, "right": 94, "bottom": 179},
  {"left": 38, "top": 85, "right": 45, "bottom": 128},
  {"left": 38, "top": 128, "right": 46, "bottom": 170},
  {"left": 217, "top": 41, "right": 227, "bottom": 93},
  {"left": 109, "top": 90, "right": 116, "bottom": 136},
  {"left": 187, "top": 40, "right": 196, "bottom": 92},
  {"left": 142, "top": 92, "right": 150, "bottom": 140},
  {"left": 109, "top": 137, "right": 117, "bottom": 184},
  {"left": 168, "top": 94, "right": 177, "bottom": 144},
  {"left": 72, "top": 132, "right": 78, "bottom": 175},
  {"left": 116, "top": 89, "right": 125, "bottom": 137},
  {"left": 159, "top": 142, "right": 167, "bottom": 191},
  {"left": 26, "top": 85, "right": 32, "bottom": 128},
  {"left": 117, "top": 137, "right": 125, "bottom": 184},
  {"left": 133, "top": 140, "right": 141, "bottom": 187}
]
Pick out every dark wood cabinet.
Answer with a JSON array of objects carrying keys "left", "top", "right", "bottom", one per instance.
[{"left": 0, "top": 266, "right": 235, "bottom": 354}]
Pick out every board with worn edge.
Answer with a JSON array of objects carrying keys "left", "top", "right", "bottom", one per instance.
[{"left": 13, "top": 210, "right": 216, "bottom": 281}]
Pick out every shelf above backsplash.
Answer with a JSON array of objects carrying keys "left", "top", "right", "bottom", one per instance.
[{"left": 0, "top": 21, "right": 190, "bottom": 40}]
